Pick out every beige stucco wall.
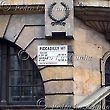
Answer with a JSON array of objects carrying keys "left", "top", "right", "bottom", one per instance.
[
  {"left": 0, "top": 14, "right": 74, "bottom": 109},
  {"left": 0, "top": 6, "right": 110, "bottom": 109},
  {"left": 74, "top": 18, "right": 110, "bottom": 105}
]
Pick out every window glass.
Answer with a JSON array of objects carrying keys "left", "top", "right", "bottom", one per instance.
[
  {"left": 0, "top": 40, "right": 45, "bottom": 107},
  {"left": 105, "top": 57, "right": 110, "bottom": 107}
]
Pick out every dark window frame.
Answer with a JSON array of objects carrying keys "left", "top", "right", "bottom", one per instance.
[
  {"left": 105, "top": 56, "right": 110, "bottom": 107},
  {"left": 0, "top": 39, "right": 45, "bottom": 108}
]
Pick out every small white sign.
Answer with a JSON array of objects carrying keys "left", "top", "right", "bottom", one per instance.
[{"left": 37, "top": 45, "right": 67, "bottom": 65}]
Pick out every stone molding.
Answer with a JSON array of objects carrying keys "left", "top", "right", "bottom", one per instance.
[
  {"left": 101, "top": 51, "right": 110, "bottom": 86},
  {"left": 0, "top": 5, "right": 45, "bottom": 14}
]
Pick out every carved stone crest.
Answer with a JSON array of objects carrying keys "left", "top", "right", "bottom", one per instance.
[{"left": 48, "top": 2, "right": 70, "bottom": 26}]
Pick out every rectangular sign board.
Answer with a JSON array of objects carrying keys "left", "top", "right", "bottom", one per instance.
[{"left": 37, "top": 45, "right": 67, "bottom": 65}]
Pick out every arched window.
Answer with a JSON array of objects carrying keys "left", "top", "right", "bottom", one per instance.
[
  {"left": 0, "top": 39, "right": 45, "bottom": 108},
  {"left": 105, "top": 57, "right": 110, "bottom": 107},
  {"left": 105, "top": 57, "right": 110, "bottom": 86}
]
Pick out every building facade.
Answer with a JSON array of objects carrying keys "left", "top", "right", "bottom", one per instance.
[{"left": 0, "top": 0, "right": 110, "bottom": 110}]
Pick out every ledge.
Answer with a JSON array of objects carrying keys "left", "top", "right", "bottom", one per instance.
[
  {"left": 75, "top": 6, "right": 110, "bottom": 41},
  {"left": 0, "top": 5, "right": 45, "bottom": 14},
  {"left": 0, "top": 105, "right": 45, "bottom": 109},
  {"left": 75, "top": 6, "right": 110, "bottom": 21}
]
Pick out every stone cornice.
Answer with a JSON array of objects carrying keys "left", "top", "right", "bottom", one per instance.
[
  {"left": 0, "top": 5, "right": 45, "bottom": 14},
  {"left": 75, "top": 6, "right": 110, "bottom": 41}
]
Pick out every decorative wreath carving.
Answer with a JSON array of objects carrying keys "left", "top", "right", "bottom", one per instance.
[{"left": 48, "top": 2, "right": 70, "bottom": 26}]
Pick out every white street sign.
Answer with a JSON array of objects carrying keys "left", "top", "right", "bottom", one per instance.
[{"left": 37, "top": 45, "right": 67, "bottom": 65}]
